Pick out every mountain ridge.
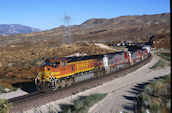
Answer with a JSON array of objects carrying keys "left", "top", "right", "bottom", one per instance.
[
  {"left": 0, "top": 24, "right": 41, "bottom": 35},
  {"left": 0, "top": 13, "right": 170, "bottom": 48}
]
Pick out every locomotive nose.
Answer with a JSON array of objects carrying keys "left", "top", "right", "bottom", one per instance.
[{"left": 37, "top": 66, "right": 52, "bottom": 82}]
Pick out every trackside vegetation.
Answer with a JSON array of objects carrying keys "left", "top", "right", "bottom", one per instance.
[
  {"left": 150, "top": 52, "right": 170, "bottom": 70},
  {"left": 0, "top": 84, "right": 17, "bottom": 94},
  {"left": 150, "top": 60, "right": 165, "bottom": 69},
  {"left": 0, "top": 85, "right": 7, "bottom": 94},
  {"left": 156, "top": 52, "right": 171, "bottom": 61},
  {"left": 0, "top": 97, "right": 12, "bottom": 113},
  {"left": 136, "top": 74, "right": 171, "bottom": 113},
  {"left": 59, "top": 93, "right": 107, "bottom": 113}
]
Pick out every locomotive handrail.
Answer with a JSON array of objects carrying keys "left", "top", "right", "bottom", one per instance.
[{"left": 35, "top": 72, "right": 42, "bottom": 85}]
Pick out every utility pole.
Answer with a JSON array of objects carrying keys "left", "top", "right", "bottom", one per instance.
[{"left": 62, "top": 14, "right": 73, "bottom": 44}]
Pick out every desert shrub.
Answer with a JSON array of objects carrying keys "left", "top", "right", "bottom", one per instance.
[
  {"left": 140, "top": 92, "right": 150, "bottom": 101},
  {"left": 60, "top": 93, "right": 107, "bottom": 113},
  {"left": 73, "top": 100, "right": 84, "bottom": 110},
  {"left": 0, "top": 84, "right": 17, "bottom": 94},
  {"left": 150, "top": 60, "right": 165, "bottom": 70},
  {"left": 157, "top": 52, "right": 171, "bottom": 61},
  {"left": 0, "top": 85, "right": 6, "bottom": 93},
  {"left": 47, "top": 106, "right": 56, "bottom": 113},
  {"left": 166, "top": 99, "right": 171, "bottom": 110},
  {"left": 143, "top": 85, "right": 153, "bottom": 94},
  {"left": 140, "top": 106, "right": 147, "bottom": 113},
  {"left": 151, "top": 103, "right": 160, "bottom": 113},
  {"left": 136, "top": 74, "right": 171, "bottom": 113},
  {"left": 159, "top": 88, "right": 168, "bottom": 97},
  {"left": 0, "top": 97, "right": 12, "bottom": 113}
]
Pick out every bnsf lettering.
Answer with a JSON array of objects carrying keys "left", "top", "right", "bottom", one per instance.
[{"left": 77, "top": 62, "right": 88, "bottom": 70}]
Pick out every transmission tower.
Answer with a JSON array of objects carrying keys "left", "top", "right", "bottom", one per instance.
[{"left": 62, "top": 15, "right": 73, "bottom": 44}]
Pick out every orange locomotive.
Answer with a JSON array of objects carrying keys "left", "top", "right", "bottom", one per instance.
[
  {"left": 35, "top": 48, "right": 150, "bottom": 92},
  {"left": 35, "top": 55, "right": 104, "bottom": 91}
]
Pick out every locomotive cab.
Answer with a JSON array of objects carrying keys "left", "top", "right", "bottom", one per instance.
[
  {"left": 35, "top": 58, "right": 68, "bottom": 91},
  {"left": 39, "top": 59, "right": 60, "bottom": 80}
]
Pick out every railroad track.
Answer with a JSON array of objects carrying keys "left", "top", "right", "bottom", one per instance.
[
  {"left": 8, "top": 91, "right": 42, "bottom": 104},
  {"left": 8, "top": 54, "right": 152, "bottom": 113}
]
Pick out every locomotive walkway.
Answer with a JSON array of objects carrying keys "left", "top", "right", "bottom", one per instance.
[{"left": 23, "top": 53, "right": 170, "bottom": 113}]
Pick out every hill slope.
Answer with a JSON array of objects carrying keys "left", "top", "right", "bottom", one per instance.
[
  {"left": 0, "top": 24, "right": 40, "bottom": 35},
  {"left": 0, "top": 13, "right": 170, "bottom": 47}
]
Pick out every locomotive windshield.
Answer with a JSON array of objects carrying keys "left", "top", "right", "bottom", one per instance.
[{"left": 42, "top": 59, "right": 60, "bottom": 68}]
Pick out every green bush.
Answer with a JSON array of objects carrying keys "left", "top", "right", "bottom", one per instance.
[
  {"left": 140, "top": 106, "right": 146, "bottom": 113},
  {"left": 151, "top": 103, "right": 160, "bottom": 113},
  {"left": 166, "top": 99, "right": 171, "bottom": 110},
  {"left": 157, "top": 52, "right": 171, "bottom": 61},
  {"left": 136, "top": 74, "right": 171, "bottom": 113},
  {"left": 150, "top": 60, "right": 165, "bottom": 70},
  {"left": 60, "top": 93, "right": 107, "bottom": 113},
  {"left": 143, "top": 86, "right": 153, "bottom": 94},
  {"left": 0, "top": 85, "right": 7, "bottom": 94},
  {"left": 61, "top": 105, "right": 73, "bottom": 113},
  {"left": 73, "top": 100, "right": 84, "bottom": 110},
  {"left": 0, "top": 84, "right": 17, "bottom": 94},
  {"left": 159, "top": 87, "right": 167, "bottom": 96},
  {"left": 140, "top": 92, "right": 150, "bottom": 101},
  {"left": 0, "top": 97, "right": 12, "bottom": 113}
]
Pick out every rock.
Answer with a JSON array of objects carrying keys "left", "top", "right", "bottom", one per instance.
[
  {"left": 35, "top": 60, "right": 44, "bottom": 66},
  {"left": 5, "top": 88, "right": 10, "bottom": 92},
  {"left": 8, "top": 63, "right": 13, "bottom": 67}
]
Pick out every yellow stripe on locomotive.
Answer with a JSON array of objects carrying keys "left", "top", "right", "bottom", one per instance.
[{"left": 37, "top": 58, "right": 103, "bottom": 82}]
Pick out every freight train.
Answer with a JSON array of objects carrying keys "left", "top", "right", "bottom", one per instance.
[{"left": 35, "top": 46, "right": 150, "bottom": 92}]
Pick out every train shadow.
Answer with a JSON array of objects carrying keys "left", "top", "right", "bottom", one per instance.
[
  {"left": 121, "top": 76, "right": 165, "bottom": 112},
  {"left": 121, "top": 82, "right": 148, "bottom": 113},
  {"left": 12, "top": 81, "right": 37, "bottom": 93}
]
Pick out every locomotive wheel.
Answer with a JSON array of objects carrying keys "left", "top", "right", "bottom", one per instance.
[
  {"left": 60, "top": 80, "right": 66, "bottom": 88},
  {"left": 100, "top": 70, "right": 105, "bottom": 76},
  {"left": 37, "top": 82, "right": 52, "bottom": 92},
  {"left": 66, "top": 78, "right": 74, "bottom": 87},
  {"left": 100, "top": 69, "right": 105, "bottom": 76},
  {"left": 36, "top": 86, "right": 42, "bottom": 92},
  {"left": 94, "top": 70, "right": 102, "bottom": 78},
  {"left": 94, "top": 71, "right": 98, "bottom": 78},
  {"left": 52, "top": 81, "right": 59, "bottom": 90}
]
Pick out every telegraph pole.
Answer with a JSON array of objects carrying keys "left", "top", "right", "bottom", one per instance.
[{"left": 62, "top": 14, "right": 73, "bottom": 44}]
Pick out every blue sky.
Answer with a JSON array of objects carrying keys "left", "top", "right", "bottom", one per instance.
[{"left": 0, "top": 0, "right": 170, "bottom": 30}]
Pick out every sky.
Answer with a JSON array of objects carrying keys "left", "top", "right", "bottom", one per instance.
[{"left": 0, "top": 0, "right": 170, "bottom": 30}]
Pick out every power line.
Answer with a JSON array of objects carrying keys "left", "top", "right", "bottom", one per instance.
[{"left": 62, "top": 14, "right": 73, "bottom": 44}]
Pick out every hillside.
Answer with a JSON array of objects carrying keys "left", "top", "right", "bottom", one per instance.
[
  {"left": 0, "top": 24, "right": 40, "bottom": 35},
  {"left": 0, "top": 13, "right": 170, "bottom": 48}
]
